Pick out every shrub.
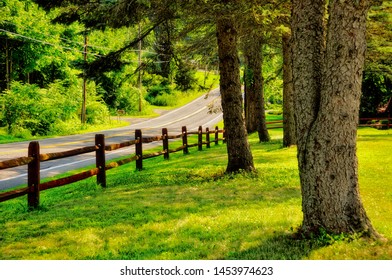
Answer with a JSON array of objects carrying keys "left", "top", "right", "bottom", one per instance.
[
  {"left": 174, "top": 61, "right": 197, "bottom": 91},
  {"left": 86, "top": 101, "right": 110, "bottom": 125},
  {"left": 0, "top": 82, "right": 46, "bottom": 135},
  {"left": 0, "top": 80, "right": 110, "bottom": 136},
  {"left": 145, "top": 84, "right": 175, "bottom": 106},
  {"left": 149, "top": 93, "right": 178, "bottom": 106},
  {"left": 267, "top": 109, "right": 283, "bottom": 115},
  {"left": 115, "top": 86, "right": 146, "bottom": 114},
  {"left": 0, "top": 81, "right": 80, "bottom": 135}
]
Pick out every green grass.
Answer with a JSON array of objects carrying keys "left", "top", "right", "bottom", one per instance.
[
  {"left": 148, "top": 71, "right": 220, "bottom": 113},
  {"left": 0, "top": 127, "right": 391, "bottom": 260}
]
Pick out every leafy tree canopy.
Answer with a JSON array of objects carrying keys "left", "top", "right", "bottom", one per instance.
[{"left": 361, "top": 0, "right": 392, "bottom": 117}]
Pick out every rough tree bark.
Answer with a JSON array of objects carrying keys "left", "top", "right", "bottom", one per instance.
[
  {"left": 282, "top": 33, "right": 296, "bottom": 147},
  {"left": 216, "top": 17, "right": 255, "bottom": 173},
  {"left": 292, "top": 0, "right": 380, "bottom": 237},
  {"left": 243, "top": 34, "right": 270, "bottom": 142}
]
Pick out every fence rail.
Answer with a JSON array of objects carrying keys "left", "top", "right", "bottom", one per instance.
[
  {"left": 359, "top": 117, "right": 391, "bottom": 129},
  {"left": 0, "top": 125, "right": 225, "bottom": 210},
  {"left": 1, "top": 118, "right": 388, "bottom": 210}
]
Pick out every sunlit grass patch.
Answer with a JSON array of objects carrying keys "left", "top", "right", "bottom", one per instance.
[{"left": 0, "top": 127, "right": 391, "bottom": 260}]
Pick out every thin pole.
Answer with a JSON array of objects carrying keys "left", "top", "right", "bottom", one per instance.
[
  {"left": 5, "top": 38, "right": 10, "bottom": 90},
  {"left": 81, "top": 32, "right": 88, "bottom": 124},
  {"left": 138, "top": 23, "right": 142, "bottom": 112}
]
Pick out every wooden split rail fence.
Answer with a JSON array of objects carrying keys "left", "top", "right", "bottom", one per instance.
[
  {"left": 359, "top": 118, "right": 391, "bottom": 130},
  {"left": 2, "top": 117, "right": 386, "bottom": 210},
  {"left": 0, "top": 125, "right": 225, "bottom": 210}
]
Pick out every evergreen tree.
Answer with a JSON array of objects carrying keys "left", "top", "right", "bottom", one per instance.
[{"left": 292, "top": 0, "right": 381, "bottom": 238}]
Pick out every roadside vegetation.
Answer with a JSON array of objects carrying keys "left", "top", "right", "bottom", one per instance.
[
  {"left": 0, "top": 70, "right": 219, "bottom": 144},
  {"left": 1, "top": 126, "right": 391, "bottom": 260},
  {"left": 1, "top": 0, "right": 222, "bottom": 142}
]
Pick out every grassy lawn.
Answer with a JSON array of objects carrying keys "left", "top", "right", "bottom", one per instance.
[{"left": 0, "top": 127, "right": 391, "bottom": 260}]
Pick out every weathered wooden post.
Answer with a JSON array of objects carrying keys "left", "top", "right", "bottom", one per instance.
[
  {"left": 215, "top": 126, "right": 219, "bottom": 145},
  {"left": 206, "top": 127, "right": 210, "bottom": 148},
  {"left": 162, "top": 128, "right": 169, "bottom": 160},
  {"left": 182, "top": 126, "right": 189, "bottom": 154},
  {"left": 28, "top": 141, "right": 40, "bottom": 210},
  {"left": 198, "top": 126, "right": 203, "bottom": 151},
  {"left": 135, "top": 129, "right": 143, "bottom": 170},
  {"left": 95, "top": 134, "right": 106, "bottom": 187}
]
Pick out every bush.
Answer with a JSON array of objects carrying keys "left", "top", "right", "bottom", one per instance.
[
  {"left": 115, "top": 86, "right": 147, "bottom": 114},
  {"left": 145, "top": 84, "right": 175, "bottom": 106},
  {"left": 149, "top": 93, "right": 178, "bottom": 106},
  {"left": 8, "top": 126, "right": 32, "bottom": 139},
  {"left": 267, "top": 109, "right": 283, "bottom": 115},
  {"left": 360, "top": 66, "right": 391, "bottom": 118},
  {"left": 1, "top": 81, "right": 80, "bottom": 135},
  {"left": 174, "top": 61, "right": 197, "bottom": 91},
  {"left": 0, "top": 82, "right": 47, "bottom": 135},
  {"left": 86, "top": 101, "right": 110, "bottom": 125},
  {"left": 0, "top": 80, "right": 110, "bottom": 136}
]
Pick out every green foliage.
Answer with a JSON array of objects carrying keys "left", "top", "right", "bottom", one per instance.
[
  {"left": 174, "top": 60, "right": 197, "bottom": 91},
  {"left": 361, "top": 65, "right": 391, "bottom": 117},
  {"left": 84, "top": 81, "right": 111, "bottom": 125},
  {"left": 0, "top": 82, "right": 55, "bottom": 136},
  {"left": 306, "top": 228, "right": 363, "bottom": 246},
  {"left": 86, "top": 102, "right": 110, "bottom": 125},
  {"left": 0, "top": 0, "right": 81, "bottom": 90},
  {"left": 361, "top": 1, "right": 392, "bottom": 116},
  {"left": 263, "top": 45, "right": 284, "bottom": 109},
  {"left": 0, "top": 80, "right": 110, "bottom": 136},
  {"left": 115, "top": 86, "right": 142, "bottom": 113},
  {"left": 143, "top": 74, "right": 176, "bottom": 106}
]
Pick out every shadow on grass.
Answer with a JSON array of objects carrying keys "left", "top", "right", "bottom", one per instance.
[{"left": 226, "top": 232, "right": 324, "bottom": 260}]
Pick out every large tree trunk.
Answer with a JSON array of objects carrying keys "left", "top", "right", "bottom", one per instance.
[
  {"left": 216, "top": 17, "right": 255, "bottom": 173},
  {"left": 243, "top": 35, "right": 270, "bottom": 142},
  {"left": 282, "top": 33, "right": 296, "bottom": 147},
  {"left": 292, "top": 0, "right": 380, "bottom": 237}
]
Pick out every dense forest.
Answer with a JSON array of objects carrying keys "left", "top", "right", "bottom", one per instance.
[{"left": 0, "top": 0, "right": 390, "bottom": 138}]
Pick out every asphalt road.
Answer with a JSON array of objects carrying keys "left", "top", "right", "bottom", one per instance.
[{"left": 0, "top": 88, "right": 222, "bottom": 190}]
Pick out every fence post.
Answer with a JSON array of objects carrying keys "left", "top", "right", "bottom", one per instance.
[
  {"left": 215, "top": 126, "right": 219, "bottom": 145},
  {"left": 182, "top": 126, "right": 189, "bottom": 154},
  {"left": 135, "top": 129, "right": 143, "bottom": 170},
  {"left": 28, "top": 141, "right": 40, "bottom": 210},
  {"left": 198, "top": 126, "right": 203, "bottom": 151},
  {"left": 206, "top": 127, "right": 210, "bottom": 148},
  {"left": 162, "top": 128, "right": 169, "bottom": 160},
  {"left": 95, "top": 134, "right": 106, "bottom": 187}
]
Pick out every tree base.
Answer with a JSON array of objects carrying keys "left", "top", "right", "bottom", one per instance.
[{"left": 294, "top": 225, "right": 386, "bottom": 242}]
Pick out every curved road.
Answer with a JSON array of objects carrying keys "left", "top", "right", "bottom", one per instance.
[{"left": 0, "top": 88, "right": 222, "bottom": 190}]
